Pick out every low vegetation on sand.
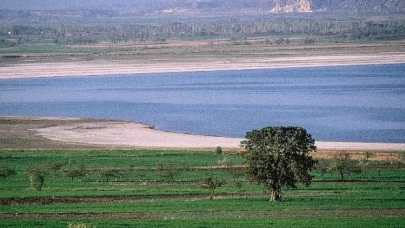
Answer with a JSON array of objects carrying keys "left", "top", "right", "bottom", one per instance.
[{"left": 1, "top": 149, "right": 404, "bottom": 227}]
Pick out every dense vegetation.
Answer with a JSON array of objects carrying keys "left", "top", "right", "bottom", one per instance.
[
  {"left": 1, "top": 150, "right": 404, "bottom": 227},
  {"left": 1, "top": 15, "right": 404, "bottom": 47}
]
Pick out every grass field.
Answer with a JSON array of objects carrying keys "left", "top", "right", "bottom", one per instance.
[{"left": 1, "top": 150, "right": 404, "bottom": 227}]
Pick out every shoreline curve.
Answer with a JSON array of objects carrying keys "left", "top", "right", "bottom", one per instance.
[{"left": 31, "top": 117, "right": 405, "bottom": 151}]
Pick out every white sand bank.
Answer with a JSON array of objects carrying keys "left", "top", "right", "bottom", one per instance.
[
  {"left": 34, "top": 120, "right": 405, "bottom": 151},
  {"left": 2, "top": 54, "right": 405, "bottom": 79}
]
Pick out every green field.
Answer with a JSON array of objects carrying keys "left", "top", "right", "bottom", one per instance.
[{"left": 1, "top": 150, "right": 404, "bottom": 227}]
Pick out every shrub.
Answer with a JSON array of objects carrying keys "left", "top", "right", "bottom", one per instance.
[
  {"left": 0, "top": 164, "right": 16, "bottom": 179},
  {"left": 156, "top": 162, "right": 182, "bottom": 182},
  {"left": 201, "top": 175, "right": 226, "bottom": 199},
  {"left": 25, "top": 167, "right": 45, "bottom": 191},
  {"left": 215, "top": 146, "right": 223, "bottom": 155}
]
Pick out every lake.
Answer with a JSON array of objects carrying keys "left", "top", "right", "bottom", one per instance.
[{"left": 1, "top": 64, "right": 404, "bottom": 143}]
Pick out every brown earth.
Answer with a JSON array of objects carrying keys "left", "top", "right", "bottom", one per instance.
[{"left": 1, "top": 209, "right": 404, "bottom": 220}]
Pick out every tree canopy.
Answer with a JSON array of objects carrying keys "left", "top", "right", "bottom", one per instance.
[{"left": 241, "top": 126, "right": 316, "bottom": 201}]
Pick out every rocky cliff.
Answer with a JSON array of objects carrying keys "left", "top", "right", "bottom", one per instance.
[
  {"left": 2, "top": 0, "right": 404, "bottom": 20},
  {"left": 190, "top": 0, "right": 405, "bottom": 14},
  {"left": 270, "top": 0, "right": 311, "bottom": 13}
]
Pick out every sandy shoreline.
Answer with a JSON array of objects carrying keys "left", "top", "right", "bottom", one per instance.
[
  {"left": 32, "top": 118, "right": 405, "bottom": 151},
  {"left": 2, "top": 54, "right": 405, "bottom": 79}
]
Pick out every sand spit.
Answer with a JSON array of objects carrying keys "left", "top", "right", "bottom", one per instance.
[{"left": 2, "top": 54, "right": 405, "bottom": 79}]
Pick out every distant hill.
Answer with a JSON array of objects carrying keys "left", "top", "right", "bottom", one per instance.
[
  {"left": 189, "top": 0, "right": 405, "bottom": 14},
  {"left": 311, "top": 0, "right": 405, "bottom": 14},
  {"left": 1, "top": 0, "right": 404, "bottom": 21}
]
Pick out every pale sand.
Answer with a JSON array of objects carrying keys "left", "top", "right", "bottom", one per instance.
[
  {"left": 34, "top": 120, "right": 405, "bottom": 151},
  {"left": 2, "top": 54, "right": 405, "bottom": 79}
]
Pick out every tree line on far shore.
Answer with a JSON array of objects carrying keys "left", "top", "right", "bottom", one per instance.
[{"left": 1, "top": 15, "right": 404, "bottom": 47}]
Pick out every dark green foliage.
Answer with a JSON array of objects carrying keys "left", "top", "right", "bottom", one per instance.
[
  {"left": 0, "top": 39, "right": 17, "bottom": 48},
  {"left": 98, "top": 169, "right": 122, "bottom": 182},
  {"left": 0, "top": 164, "right": 16, "bottom": 179},
  {"left": 215, "top": 146, "right": 223, "bottom": 155},
  {"left": 201, "top": 175, "right": 226, "bottom": 199},
  {"left": 241, "top": 126, "right": 316, "bottom": 201}
]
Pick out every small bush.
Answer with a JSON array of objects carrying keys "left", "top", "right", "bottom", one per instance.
[
  {"left": 201, "top": 175, "right": 226, "bottom": 199},
  {"left": 0, "top": 164, "right": 16, "bottom": 179},
  {"left": 397, "top": 152, "right": 405, "bottom": 162},
  {"left": 215, "top": 146, "right": 223, "bottom": 155},
  {"left": 218, "top": 153, "right": 233, "bottom": 168},
  {"left": 156, "top": 162, "right": 182, "bottom": 182}
]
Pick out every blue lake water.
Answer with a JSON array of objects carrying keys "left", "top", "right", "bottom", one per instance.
[{"left": 1, "top": 64, "right": 405, "bottom": 143}]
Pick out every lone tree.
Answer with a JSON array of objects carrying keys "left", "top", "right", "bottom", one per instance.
[
  {"left": 328, "top": 151, "right": 362, "bottom": 181},
  {"left": 241, "top": 126, "right": 316, "bottom": 202},
  {"left": 156, "top": 162, "right": 182, "bottom": 182},
  {"left": 201, "top": 175, "right": 226, "bottom": 200}
]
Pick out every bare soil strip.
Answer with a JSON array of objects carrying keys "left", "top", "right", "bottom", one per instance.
[
  {"left": 0, "top": 212, "right": 157, "bottom": 220},
  {"left": 0, "top": 193, "right": 260, "bottom": 205},
  {"left": 1, "top": 54, "right": 405, "bottom": 79}
]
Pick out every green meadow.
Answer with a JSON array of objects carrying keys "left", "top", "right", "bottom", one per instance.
[{"left": 1, "top": 150, "right": 404, "bottom": 227}]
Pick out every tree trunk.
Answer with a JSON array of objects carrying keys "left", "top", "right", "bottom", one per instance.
[
  {"left": 339, "top": 169, "right": 344, "bottom": 181},
  {"left": 269, "top": 188, "right": 282, "bottom": 202},
  {"left": 210, "top": 189, "right": 214, "bottom": 200}
]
